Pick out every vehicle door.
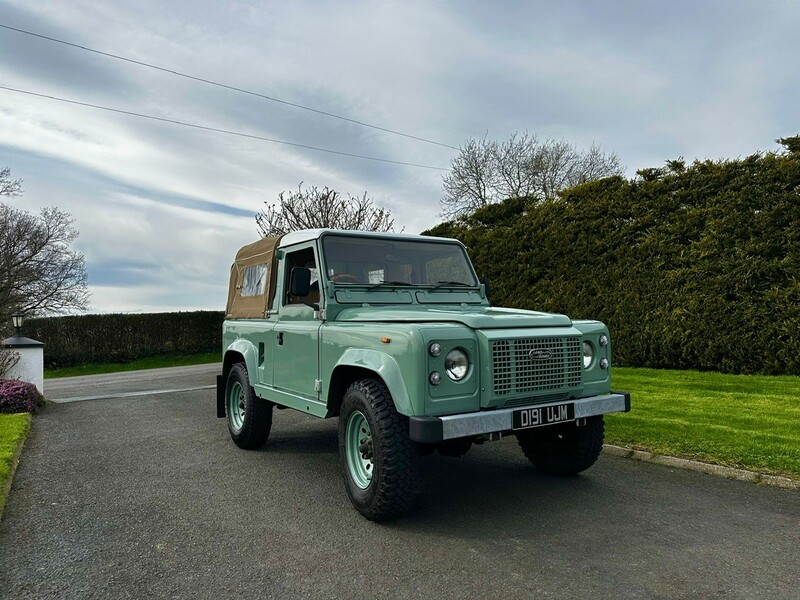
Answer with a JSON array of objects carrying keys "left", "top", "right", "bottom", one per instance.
[{"left": 272, "top": 242, "right": 324, "bottom": 404}]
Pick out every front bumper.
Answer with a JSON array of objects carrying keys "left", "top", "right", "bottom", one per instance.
[{"left": 409, "top": 391, "right": 631, "bottom": 444}]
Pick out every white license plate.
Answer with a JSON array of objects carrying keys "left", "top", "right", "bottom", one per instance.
[{"left": 512, "top": 403, "right": 575, "bottom": 430}]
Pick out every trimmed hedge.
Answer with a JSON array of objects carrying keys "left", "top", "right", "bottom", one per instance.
[
  {"left": 426, "top": 138, "right": 800, "bottom": 375},
  {"left": 24, "top": 311, "right": 224, "bottom": 369}
]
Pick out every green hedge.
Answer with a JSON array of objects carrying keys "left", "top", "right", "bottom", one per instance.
[
  {"left": 24, "top": 311, "right": 224, "bottom": 369},
  {"left": 426, "top": 138, "right": 800, "bottom": 375}
]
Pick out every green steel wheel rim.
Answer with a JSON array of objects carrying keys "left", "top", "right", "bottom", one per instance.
[
  {"left": 346, "top": 410, "right": 374, "bottom": 490},
  {"left": 228, "top": 380, "right": 246, "bottom": 432}
]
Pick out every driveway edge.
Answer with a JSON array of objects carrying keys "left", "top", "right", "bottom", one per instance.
[{"left": 603, "top": 444, "right": 799, "bottom": 491}]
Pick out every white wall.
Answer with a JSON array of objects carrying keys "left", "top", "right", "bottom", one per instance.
[{"left": 5, "top": 347, "right": 44, "bottom": 393}]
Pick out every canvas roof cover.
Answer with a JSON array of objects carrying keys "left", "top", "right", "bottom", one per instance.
[{"left": 226, "top": 235, "right": 283, "bottom": 318}]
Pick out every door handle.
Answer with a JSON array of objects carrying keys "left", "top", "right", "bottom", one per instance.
[{"left": 277, "top": 331, "right": 284, "bottom": 345}]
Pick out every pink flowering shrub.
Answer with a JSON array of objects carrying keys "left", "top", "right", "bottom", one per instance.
[{"left": 0, "top": 380, "right": 45, "bottom": 414}]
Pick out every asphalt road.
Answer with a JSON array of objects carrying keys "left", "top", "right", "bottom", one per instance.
[
  {"left": 1, "top": 367, "right": 798, "bottom": 599},
  {"left": 43, "top": 363, "right": 220, "bottom": 403}
]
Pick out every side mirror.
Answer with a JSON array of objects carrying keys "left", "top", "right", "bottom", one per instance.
[
  {"left": 480, "top": 275, "right": 491, "bottom": 300},
  {"left": 289, "top": 267, "right": 311, "bottom": 297}
]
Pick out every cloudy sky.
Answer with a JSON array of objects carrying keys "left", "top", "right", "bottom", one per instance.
[{"left": 1, "top": 1, "right": 798, "bottom": 313}]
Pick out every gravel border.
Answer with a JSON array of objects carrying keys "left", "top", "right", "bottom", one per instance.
[{"left": 603, "top": 444, "right": 799, "bottom": 491}]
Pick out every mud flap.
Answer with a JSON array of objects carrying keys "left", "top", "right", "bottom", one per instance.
[{"left": 216, "top": 375, "right": 226, "bottom": 418}]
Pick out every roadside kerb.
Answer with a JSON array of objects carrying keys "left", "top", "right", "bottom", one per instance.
[{"left": 603, "top": 444, "right": 799, "bottom": 491}]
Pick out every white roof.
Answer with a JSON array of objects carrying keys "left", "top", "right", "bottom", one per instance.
[{"left": 278, "top": 228, "right": 460, "bottom": 248}]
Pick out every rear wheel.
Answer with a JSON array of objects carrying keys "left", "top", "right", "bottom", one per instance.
[
  {"left": 338, "top": 379, "right": 418, "bottom": 521},
  {"left": 516, "top": 415, "right": 604, "bottom": 475},
  {"left": 226, "top": 362, "right": 272, "bottom": 449}
]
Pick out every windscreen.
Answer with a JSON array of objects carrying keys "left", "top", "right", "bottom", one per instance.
[{"left": 322, "top": 236, "right": 478, "bottom": 286}]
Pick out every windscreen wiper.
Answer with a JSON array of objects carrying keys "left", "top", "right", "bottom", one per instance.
[
  {"left": 431, "top": 280, "right": 475, "bottom": 289},
  {"left": 369, "top": 280, "right": 414, "bottom": 289}
]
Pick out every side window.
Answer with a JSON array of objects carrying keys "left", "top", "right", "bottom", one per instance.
[
  {"left": 241, "top": 263, "right": 268, "bottom": 297},
  {"left": 283, "top": 247, "right": 319, "bottom": 305}
]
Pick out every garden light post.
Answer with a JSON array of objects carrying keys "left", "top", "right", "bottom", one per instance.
[{"left": 11, "top": 312, "right": 23, "bottom": 337}]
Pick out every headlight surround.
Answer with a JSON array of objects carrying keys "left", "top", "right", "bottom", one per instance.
[
  {"left": 444, "top": 348, "right": 469, "bottom": 381},
  {"left": 583, "top": 341, "right": 594, "bottom": 368}
]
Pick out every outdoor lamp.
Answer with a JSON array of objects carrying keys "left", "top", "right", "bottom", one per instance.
[{"left": 11, "top": 312, "right": 23, "bottom": 336}]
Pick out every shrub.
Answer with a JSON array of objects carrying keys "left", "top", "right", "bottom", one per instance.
[
  {"left": 23, "top": 311, "right": 224, "bottom": 369},
  {"left": 425, "top": 136, "right": 800, "bottom": 375},
  {"left": 0, "top": 380, "right": 45, "bottom": 414}
]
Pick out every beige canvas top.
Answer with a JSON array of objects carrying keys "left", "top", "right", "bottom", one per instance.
[{"left": 225, "top": 235, "right": 283, "bottom": 318}]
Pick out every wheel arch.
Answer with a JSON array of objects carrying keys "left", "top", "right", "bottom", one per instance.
[
  {"left": 218, "top": 340, "right": 259, "bottom": 417},
  {"left": 222, "top": 339, "right": 259, "bottom": 382},
  {"left": 327, "top": 349, "right": 414, "bottom": 417}
]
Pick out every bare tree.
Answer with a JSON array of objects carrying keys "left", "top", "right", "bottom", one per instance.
[
  {"left": 0, "top": 168, "right": 90, "bottom": 325},
  {"left": 256, "top": 183, "right": 398, "bottom": 237},
  {"left": 441, "top": 132, "right": 624, "bottom": 219},
  {"left": 0, "top": 348, "right": 19, "bottom": 378},
  {"left": 0, "top": 167, "right": 22, "bottom": 198}
]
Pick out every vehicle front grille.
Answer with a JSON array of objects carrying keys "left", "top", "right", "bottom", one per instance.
[{"left": 492, "top": 337, "right": 582, "bottom": 397}]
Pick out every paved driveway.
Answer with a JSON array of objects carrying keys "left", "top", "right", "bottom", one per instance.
[{"left": 1, "top": 367, "right": 798, "bottom": 599}]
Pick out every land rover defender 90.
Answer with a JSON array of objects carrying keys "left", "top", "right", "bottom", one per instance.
[{"left": 218, "top": 229, "right": 630, "bottom": 520}]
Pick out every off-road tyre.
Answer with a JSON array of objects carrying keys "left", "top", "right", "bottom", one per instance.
[
  {"left": 338, "top": 379, "right": 419, "bottom": 521},
  {"left": 226, "top": 362, "right": 273, "bottom": 450},
  {"left": 516, "top": 415, "right": 604, "bottom": 475}
]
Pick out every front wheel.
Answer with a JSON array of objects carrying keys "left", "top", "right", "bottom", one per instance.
[
  {"left": 516, "top": 415, "right": 604, "bottom": 475},
  {"left": 226, "top": 362, "right": 273, "bottom": 449},
  {"left": 338, "top": 379, "right": 418, "bottom": 521}
]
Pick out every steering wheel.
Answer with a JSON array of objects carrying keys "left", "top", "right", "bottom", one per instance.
[{"left": 331, "top": 273, "right": 359, "bottom": 283}]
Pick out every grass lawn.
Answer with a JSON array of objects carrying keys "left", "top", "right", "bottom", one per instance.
[
  {"left": 607, "top": 367, "right": 800, "bottom": 480},
  {"left": 44, "top": 352, "right": 221, "bottom": 379},
  {"left": 0, "top": 412, "right": 31, "bottom": 516}
]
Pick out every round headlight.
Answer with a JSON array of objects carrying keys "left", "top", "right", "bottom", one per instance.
[
  {"left": 429, "top": 371, "right": 442, "bottom": 385},
  {"left": 599, "top": 334, "right": 608, "bottom": 347},
  {"left": 583, "top": 341, "right": 594, "bottom": 368},
  {"left": 429, "top": 343, "right": 442, "bottom": 357},
  {"left": 600, "top": 358, "right": 609, "bottom": 369},
  {"left": 444, "top": 348, "right": 469, "bottom": 381}
]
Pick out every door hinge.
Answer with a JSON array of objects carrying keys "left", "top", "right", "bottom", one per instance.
[{"left": 314, "top": 379, "right": 322, "bottom": 393}]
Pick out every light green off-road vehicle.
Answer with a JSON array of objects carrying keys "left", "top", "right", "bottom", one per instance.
[{"left": 217, "top": 229, "right": 630, "bottom": 520}]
